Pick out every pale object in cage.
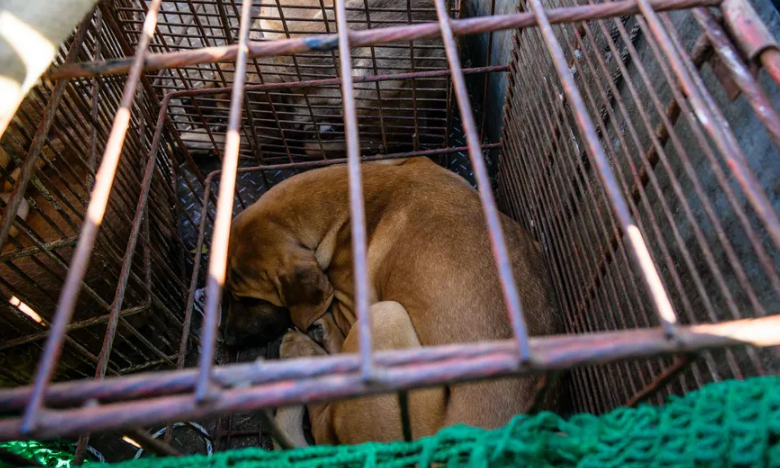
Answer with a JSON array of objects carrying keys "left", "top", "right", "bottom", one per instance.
[{"left": 0, "top": 0, "right": 99, "bottom": 137}]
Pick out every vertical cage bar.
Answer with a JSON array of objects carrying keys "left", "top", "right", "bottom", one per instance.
[
  {"left": 526, "top": 0, "right": 679, "bottom": 338},
  {"left": 94, "top": 94, "right": 168, "bottom": 377},
  {"left": 19, "top": 0, "right": 164, "bottom": 435},
  {"left": 760, "top": 49, "right": 780, "bottom": 90},
  {"left": 634, "top": 0, "right": 780, "bottom": 254},
  {"left": 196, "top": 0, "right": 254, "bottom": 403},
  {"left": 479, "top": 0, "right": 497, "bottom": 142},
  {"left": 433, "top": 0, "right": 531, "bottom": 360},
  {"left": 0, "top": 14, "right": 93, "bottom": 256},
  {"left": 692, "top": 9, "right": 780, "bottom": 154},
  {"left": 179, "top": 170, "right": 214, "bottom": 371},
  {"left": 334, "top": 0, "right": 375, "bottom": 380}
]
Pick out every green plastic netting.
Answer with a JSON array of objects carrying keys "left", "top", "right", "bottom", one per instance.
[
  {"left": 0, "top": 440, "right": 95, "bottom": 467},
  {"left": 103, "top": 376, "right": 780, "bottom": 468}
]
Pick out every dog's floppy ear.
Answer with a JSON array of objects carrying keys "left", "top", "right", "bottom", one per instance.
[{"left": 278, "top": 255, "right": 334, "bottom": 331}]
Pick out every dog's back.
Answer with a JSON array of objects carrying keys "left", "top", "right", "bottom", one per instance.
[
  {"left": 367, "top": 158, "right": 562, "bottom": 426},
  {"left": 269, "top": 157, "right": 563, "bottom": 427}
]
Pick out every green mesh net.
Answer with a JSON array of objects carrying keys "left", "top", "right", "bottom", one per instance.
[
  {"left": 0, "top": 440, "right": 94, "bottom": 467},
  {"left": 104, "top": 376, "right": 780, "bottom": 468}
]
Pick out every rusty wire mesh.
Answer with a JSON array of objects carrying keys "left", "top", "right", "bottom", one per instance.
[
  {"left": 0, "top": 13, "right": 186, "bottom": 388},
  {"left": 116, "top": 0, "right": 460, "bottom": 163},
  {"left": 0, "top": 0, "right": 777, "bottom": 461},
  {"left": 499, "top": 0, "right": 780, "bottom": 414}
]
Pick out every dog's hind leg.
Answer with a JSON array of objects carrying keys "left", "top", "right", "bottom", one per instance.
[{"left": 332, "top": 301, "right": 446, "bottom": 444}]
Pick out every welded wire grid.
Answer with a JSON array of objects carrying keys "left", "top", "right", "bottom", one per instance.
[
  {"left": 0, "top": 6, "right": 186, "bottom": 389},
  {"left": 0, "top": 0, "right": 777, "bottom": 457},
  {"left": 107, "top": 0, "right": 460, "bottom": 164},
  {"left": 500, "top": 0, "right": 780, "bottom": 413}
]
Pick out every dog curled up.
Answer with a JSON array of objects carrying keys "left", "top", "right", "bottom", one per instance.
[{"left": 222, "top": 157, "right": 564, "bottom": 446}]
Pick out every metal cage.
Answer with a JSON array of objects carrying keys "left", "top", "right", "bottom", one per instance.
[{"left": 0, "top": 0, "right": 779, "bottom": 461}]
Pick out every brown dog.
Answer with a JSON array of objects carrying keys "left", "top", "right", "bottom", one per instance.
[{"left": 223, "top": 157, "right": 562, "bottom": 445}]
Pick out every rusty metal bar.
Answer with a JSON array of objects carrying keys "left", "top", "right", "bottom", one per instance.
[
  {"left": 18, "top": 0, "right": 164, "bottom": 436},
  {"left": 0, "top": 237, "right": 79, "bottom": 262},
  {"left": 162, "top": 65, "right": 506, "bottom": 100},
  {"left": 720, "top": 0, "right": 779, "bottom": 79},
  {"left": 361, "top": 0, "right": 390, "bottom": 154},
  {"left": 692, "top": 8, "right": 780, "bottom": 153},
  {"left": 0, "top": 313, "right": 773, "bottom": 413},
  {"left": 437, "top": 0, "right": 527, "bottom": 359},
  {"left": 624, "top": 355, "right": 693, "bottom": 407},
  {"left": 88, "top": 7, "right": 104, "bottom": 192},
  {"left": 635, "top": 0, "right": 780, "bottom": 254},
  {"left": 479, "top": 0, "right": 497, "bottom": 143},
  {"left": 47, "top": 0, "right": 720, "bottom": 80},
  {"left": 0, "top": 315, "right": 777, "bottom": 439},
  {"left": 93, "top": 96, "right": 168, "bottom": 380},
  {"left": 123, "top": 427, "right": 182, "bottom": 457},
  {"left": 0, "top": 17, "right": 92, "bottom": 256},
  {"left": 177, "top": 173, "right": 215, "bottom": 371},
  {"left": 333, "top": 0, "right": 375, "bottom": 381},
  {"left": 196, "top": 0, "right": 253, "bottom": 403},
  {"left": 569, "top": 10, "right": 752, "bottom": 395},
  {"left": 407, "top": 0, "right": 421, "bottom": 151},
  {"left": 0, "top": 306, "right": 149, "bottom": 352},
  {"left": 760, "top": 49, "right": 780, "bottom": 90},
  {"left": 528, "top": 0, "right": 679, "bottom": 338}
]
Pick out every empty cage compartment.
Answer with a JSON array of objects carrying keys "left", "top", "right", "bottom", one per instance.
[
  {"left": 0, "top": 23, "right": 186, "bottom": 385},
  {"left": 499, "top": 0, "right": 780, "bottom": 413},
  {"left": 0, "top": 0, "right": 778, "bottom": 464}
]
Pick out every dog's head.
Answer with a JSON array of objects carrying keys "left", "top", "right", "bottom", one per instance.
[{"left": 221, "top": 208, "right": 335, "bottom": 347}]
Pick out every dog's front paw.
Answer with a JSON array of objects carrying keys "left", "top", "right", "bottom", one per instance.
[
  {"left": 307, "top": 312, "right": 345, "bottom": 354},
  {"left": 279, "top": 329, "right": 327, "bottom": 359}
]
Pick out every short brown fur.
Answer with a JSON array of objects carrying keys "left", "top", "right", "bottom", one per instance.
[{"left": 224, "top": 157, "right": 562, "bottom": 444}]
